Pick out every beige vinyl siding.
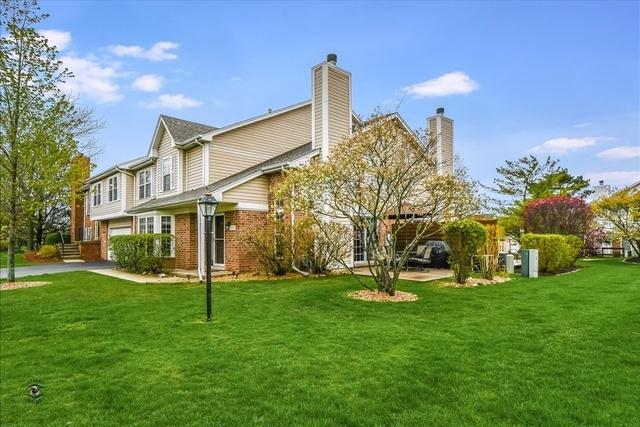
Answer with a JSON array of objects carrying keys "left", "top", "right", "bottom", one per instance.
[
  {"left": 222, "top": 175, "right": 269, "bottom": 205},
  {"left": 185, "top": 145, "right": 203, "bottom": 190},
  {"left": 108, "top": 217, "right": 132, "bottom": 229},
  {"left": 156, "top": 128, "right": 178, "bottom": 198},
  {"left": 313, "top": 66, "right": 323, "bottom": 148},
  {"left": 125, "top": 174, "right": 134, "bottom": 210},
  {"left": 327, "top": 67, "right": 350, "bottom": 154},
  {"left": 90, "top": 172, "right": 125, "bottom": 219},
  {"left": 209, "top": 104, "right": 311, "bottom": 183}
]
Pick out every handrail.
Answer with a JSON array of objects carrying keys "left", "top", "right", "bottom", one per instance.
[{"left": 58, "top": 230, "right": 65, "bottom": 258}]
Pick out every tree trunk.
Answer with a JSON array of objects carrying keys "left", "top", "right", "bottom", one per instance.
[{"left": 7, "top": 166, "right": 17, "bottom": 282}]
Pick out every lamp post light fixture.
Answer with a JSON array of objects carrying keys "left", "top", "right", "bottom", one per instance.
[{"left": 198, "top": 193, "right": 219, "bottom": 322}]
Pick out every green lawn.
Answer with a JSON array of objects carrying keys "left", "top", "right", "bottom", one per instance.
[
  {"left": 0, "top": 250, "right": 32, "bottom": 267},
  {"left": 1, "top": 259, "right": 638, "bottom": 425}
]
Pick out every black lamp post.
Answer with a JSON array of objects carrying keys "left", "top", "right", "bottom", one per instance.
[{"left": 198, "top": 193, "right": 219, "bottom": 322}]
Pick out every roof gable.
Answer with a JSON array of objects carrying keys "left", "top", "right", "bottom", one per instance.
[{"left": 147, "top": 115, "right": 217, "bottom": 156}]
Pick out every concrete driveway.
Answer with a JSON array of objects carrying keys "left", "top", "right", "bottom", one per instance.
[{"left": 0, "top": 261, "right": 116, "bottom": 280}]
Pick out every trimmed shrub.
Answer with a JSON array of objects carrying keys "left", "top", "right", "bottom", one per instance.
[
  {"left": 520, "top": 233, "right": 582, "bottom": 273},
  {"left": 444, "top": 219, "right": 487, "bottom": 284},
  {"left": 36, "top": 244, "right": 59, "bottom": 259},
  {"left": 0, "top": 240, "right": 7, "bottom": 251},
  {"left": 45, "top": 233, "right": 70, "bottom": 245},
  {"left": 110, "top": 234, "right": 173, "bottom": 274}
]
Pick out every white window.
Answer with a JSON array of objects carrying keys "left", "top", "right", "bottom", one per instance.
[
  {"left": 108, "top": 175, "right": 119, "bottom": 202},
  {"left": 161, "top": 215, "right": 173, "bottom": 256},
  {"left": 138, "top": 170, "right": 152, "bottom": 199},
  {"left": 162, "top": 157, "right": 172, "bottom": 192},
  {"left": 138, "top": 216, "right": 154, "bottom": 234},
  {"left": 92, "top": 183, "right": 101, "bottom": 206}
]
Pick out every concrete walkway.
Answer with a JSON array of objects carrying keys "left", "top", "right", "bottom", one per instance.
[
  {"left": 353, "top": 266, "right": 453, "bottom": 282},
  {"left": 0, "top": 261, "right": 116, "bottom": 280}
]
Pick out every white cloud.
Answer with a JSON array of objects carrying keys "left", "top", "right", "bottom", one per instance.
[
  {"left": 529, "top": 137, "right": 597, "bottom": 154},
  {"left": 142, "top": 94, "right": 202, "bottom": 110},
  {"left": 597, "top": 146, "right": 640, "bottom": 160},
  {"left": 585, "top": 171, "right": 640, "bottom": 185},
  {"left": 403, "top": 72, "right": 479, "bottom": 98},
  {"left": 39, "top": 29, "right": 71, "bottom": 51},
  {"left": 107, "top": 41, "right": 179, "bottom": 61},
  {"left": 132, "top": 74, "right": 164, "bottom": 92},
  {"left": 59, "top": 55, "right": 123, "bottom": 103}
]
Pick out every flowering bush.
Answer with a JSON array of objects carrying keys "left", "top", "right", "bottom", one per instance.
[
  {"left": 524, "top": 195, "right": 592, "bottom": 237},
  {"left": 583, "top": 225, "right": 607, "bottom": 255}
]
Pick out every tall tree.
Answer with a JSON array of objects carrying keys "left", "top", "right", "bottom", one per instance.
[
  {"left": 592, "top": 189, "right": 640, "bottom": 257},
  {"left": 0, "top": 0, "right": 100, "bottom": 280},
  {"left": 277, "top": 114, "right": 478, "bottom": 296}
]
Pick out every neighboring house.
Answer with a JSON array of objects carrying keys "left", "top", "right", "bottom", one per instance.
[{"left": 75, "top": 54, "right": 455, "bottom": 275}]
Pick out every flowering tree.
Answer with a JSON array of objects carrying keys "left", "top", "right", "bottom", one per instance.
[
  {"left": 592, "top": 189, "right": 640, "bottom": 256},
  {"left": 276, "top": 114, "right": 479, "bottom": 296},
  {"left": 523, "top": 195, "right": 592, "bottom": 237}
]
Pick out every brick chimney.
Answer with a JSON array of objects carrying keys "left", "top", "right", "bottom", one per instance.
[{"left": 311, "top": 53, "right": 352, "bottom": 160}]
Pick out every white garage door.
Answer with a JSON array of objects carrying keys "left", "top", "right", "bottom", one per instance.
[{"left": 108, "top": 227, "right": 131, "bottom": 260}]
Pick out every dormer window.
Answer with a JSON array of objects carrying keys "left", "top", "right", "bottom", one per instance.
[
  {"left": 108, "top": 175, "right": 119, "bottom": 202},
  {"left": 162, "top": 157, "right": 172, "bottom": 192},
  {"left": 92, "top": 183, "right": 101, "bottom": 206},
  {"left": 138, "top": 170, "right": 152, "bottom": 199}
]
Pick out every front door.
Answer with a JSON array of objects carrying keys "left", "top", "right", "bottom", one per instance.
[{"left": 213, "top": 214, "right": 225, "bottom": 267}]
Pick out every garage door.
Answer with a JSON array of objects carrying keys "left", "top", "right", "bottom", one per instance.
[{"left": 108, "top": 226, "right": 131, "bottom": 260}]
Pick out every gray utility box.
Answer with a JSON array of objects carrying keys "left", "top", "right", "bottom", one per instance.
[
  {"left": 505, "top": 254, "right": 515, "bottom": 274},
  {"left": 521, "top": 249, "right": 539, "bottom": 278}
]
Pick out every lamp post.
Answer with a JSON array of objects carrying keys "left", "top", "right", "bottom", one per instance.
[{"left": 198, "top": 193, "right": 219, "bottom": 322}]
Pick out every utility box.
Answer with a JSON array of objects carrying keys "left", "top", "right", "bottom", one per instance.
[
  {"left": 521, "top": 249, "right": 539, "bottom": 278},
  {"left": 506, "top": 254, "right": 515, "bottom": 274}
]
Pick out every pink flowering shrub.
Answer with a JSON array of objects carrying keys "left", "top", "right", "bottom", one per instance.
[{"left": 524, "top": 195, "right": 592, "bottom": 237}]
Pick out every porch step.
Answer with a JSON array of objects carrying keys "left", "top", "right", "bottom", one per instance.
[{"left": 57, "top": 243, "right": 81, "bottom": 259}]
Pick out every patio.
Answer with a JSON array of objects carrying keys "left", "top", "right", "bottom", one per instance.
[{"left": 352, "top": 266, "right": 453, "bottom": 282}]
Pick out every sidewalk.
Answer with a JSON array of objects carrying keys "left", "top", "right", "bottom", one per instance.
[{"left": 0, "top": 261, "right": 116, "bottom": 280}]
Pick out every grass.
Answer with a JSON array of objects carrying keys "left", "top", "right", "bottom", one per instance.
[
  {"left": 1, "top": 259, "right": 638, "bottom": 425},
  {"left": 0, "top": 250, "right": 31, "bottom": 268}
]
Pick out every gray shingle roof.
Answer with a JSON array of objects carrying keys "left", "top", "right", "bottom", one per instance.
[
  {"left": 128, "top": 142, "right": 316, "bottom": 213},
  {"left": 161, "top": 115, "right": 217, "bottom": 144}
]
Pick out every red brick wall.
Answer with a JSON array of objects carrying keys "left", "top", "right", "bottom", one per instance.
[
  {"left": 79, "top": 241, "right": 101, "bottom": 260},
  {"left": 175, "top": 213, "right": 198, "bottom": 270},
  {"left": 224, "top": 210, "right": 268, "bottom": 273},
  {"left": 99, "top": 220, "right": 108, "bottom": 259}
]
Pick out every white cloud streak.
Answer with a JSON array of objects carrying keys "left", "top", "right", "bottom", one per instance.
[
  {"left": 142, "top": 94, "right": 202, "bottom": 110},
  {"left": 39, "top": 29, "right": 72, "bottom": 51},
  {"left": 597, "top": 146, "right": 640, "bottom": 160},
  {"left": 132, "top": 74, "right": 164, "bottom": 92},
  {"left": 403, "top": 72, "right": 479, "bottom": 98},
  {"left": 107, "top": 41, "right": 179, "bottom": 61},
  {"left": 529, "top": 137, "right": 597, "bottom": 154},
  {"left": 59, "top": 55, "right": 123, "bottom": 103}
]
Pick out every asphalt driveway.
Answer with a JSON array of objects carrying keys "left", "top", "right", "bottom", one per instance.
[{"left": 0, "top": 261, "right": 115, "bottom": 280}]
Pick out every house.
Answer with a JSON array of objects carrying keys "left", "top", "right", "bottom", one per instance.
[{"left": 73, "top": 54, "right": 455, "bottom": 275}]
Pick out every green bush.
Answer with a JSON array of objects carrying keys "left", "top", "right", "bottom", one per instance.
[
  {"left": 0, "top": 240, "right": 7, "bottom": 251},
  {"left": 520, "top": 233, "right": 582, "bottom": 273},
  {"left": 37, "top": 244, "right": 59, "bottom": 258},
  {"left": 444, "top": 219, "right": 487, "bottom": 284},
  {"left": 110, "top": 234, "right": 174, "bottom": 274},
  {"left": 44, "top": 233, "right": 70, "bottom": 245}
]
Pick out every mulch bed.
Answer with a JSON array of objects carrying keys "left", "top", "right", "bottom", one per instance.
[
  {"left": 23, "top": 251, "right": 60, "bottom": 264},
  {"left": 348, "top": 290, "right": 418, "bottom": 302},
  {"left": 441, "top": 276, "right": 513, "bottom": 288},
  {"left": 0, "top": 281, "right": 51, "bottom": 291}
]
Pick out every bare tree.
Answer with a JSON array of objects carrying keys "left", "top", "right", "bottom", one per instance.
[{"left": 276, "top": 114, "right": 479, "bottom": 295}]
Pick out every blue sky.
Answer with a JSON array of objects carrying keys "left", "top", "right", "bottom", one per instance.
[{"left": 40, "top": 0, "right": 639, "bottom": 187}]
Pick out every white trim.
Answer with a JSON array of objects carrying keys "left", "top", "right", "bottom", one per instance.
[
  {"left": 212, "top": 213, "right": 225, "bottom": 268},
  {"left": 321, "top": 63, "right": 329, "bottom": 161},
  {"left": 234, "top": 202, "right": 269, "bottom": 211},
  {"left": 311, "top": 66, "right": 316, "bottom": 150},
  {"left": 121, "top": 173, "right": 126, "bottom": 211},
  {"left": 199, "top": 100, "right": 311, "bottom": 141},
  {"left": 177, "top": 150, "right": 184, "bottom": 192},
  {"left": 348, "top": 70, "right": 353, "bottom": 136},
  {"left": 91, "top": 213, "right": 133, "bottom": 221}
]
